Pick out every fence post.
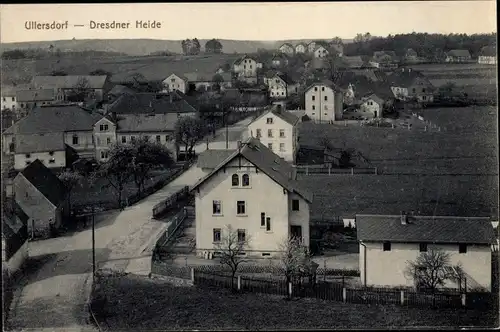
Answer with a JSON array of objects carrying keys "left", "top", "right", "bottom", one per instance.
[
  {"left": 461, "top": 293, "right": 466, "bottom": 307},
  {"left": 237, "top": 275, "right": 241, "bottom": 291},
  {"left": 191, "top": 268, "right": 195, "bottom": 283},
  {"left": 342, "top": 288, "right": 347, "bottom": 302},
  {"left": 288, "top": 282, "right": 293, "bottom": 298},
  {"left": 400, "top": 290, "right": 405, "bottom": 305},
  {"left": 351, "top": 168, "right": 354, "bottom": 175},
  {"left": 374, "top": 167, "right": 378, "bottom": 175},
  {"left": 328, "top": 166, "right": 331, "bottom": 175}
]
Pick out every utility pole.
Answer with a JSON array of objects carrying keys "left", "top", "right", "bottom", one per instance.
[{"left": 92, "top": 205, "right": 96, "bottom": 280}]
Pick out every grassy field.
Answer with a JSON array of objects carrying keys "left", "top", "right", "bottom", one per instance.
[
  {"left": 90, "top": 273, "right": 498, "bottom": 330},
  {"left": 299, "top": 106, "right": 498, "bottom": 219}
]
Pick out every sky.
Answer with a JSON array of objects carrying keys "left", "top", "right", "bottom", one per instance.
[{"left": 0, "top": 1, "right": 496, "bottom": 43}]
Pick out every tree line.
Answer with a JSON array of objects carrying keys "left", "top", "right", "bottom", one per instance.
[
  {"left": 181, "top": 38, "right": 224, "bottom": 55},
  {"left": 344, "top": 32, "right": 497, "bottom": 59}
]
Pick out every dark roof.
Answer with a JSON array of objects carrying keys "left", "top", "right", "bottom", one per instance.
[
  {"left": 361, "top": 93, "right": 385, "bottom": 106},
  {"left": 16, "top": 89, "right": 55, "bottom": 102},
  {"left": 15, "top": 133, "right": 66, "bottom": 154},
  {"left": 106, "top": 93, "right": 197, "bottom": 115},
  {"left": 2, "top": 202, "right": 29, "bottom": 238},
  {"left": 386, "top": 69, "right": 433, "bottom": 88},
  {"left": 304, "top": 80, "right": 336, "bottom": 93},
  {"left": 405, "top": 48, "right": 418, "bottom": 57},
  {"left": 233, "top": 55, "right": 256, "bottom": 66},
  {"left": 356, "top": 214, "right": 496, "bottom": 245},
  {"left": 447, "top": 49, "right": 471, "bottom": 58},
  {"left": 279, "top": 43, "right": 294, "bottom": 49},
  {"left": 480, "top": 46, "right": 497, "bottom": 57},
  {"left": 191, "top": 137, "right": 313, "bottom": 203},
  {"left": 197, "top": 149, "right": 236, "bottom": 169},
  {"left": 108, "top": 84, "right": 136, "bottom": 96},
  {"left": 115, "top": 113, "right": 179, "bottom": 132},
  {"left": 3, "top": 105, "right": 101, "bottom": 134},
  {"left": 341, "top": 56, "right": 364, "bottom": 68},
  {"left": 32, "top": 75, "right": 108, "bottom": 89},
  {"left": 252, "top": 106, "right": 300, "bottom": 126},
  {"left": 19, "top": 159, "right": 68, "bottom": 206}
]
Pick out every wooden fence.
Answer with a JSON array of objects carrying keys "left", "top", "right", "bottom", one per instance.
[
  {"left": 152, "top": 186, "right": 190, "bottom": 219},
  {"left": 154, "top": 208, "right": 189, "bottom": 250},
  {"left": 295, "top": 166, "right": 378, "bottom": 175}
]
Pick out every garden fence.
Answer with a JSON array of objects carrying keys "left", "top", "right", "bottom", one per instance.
[{"left": 295, "top": 165, "right": 378, "bottom": 175}]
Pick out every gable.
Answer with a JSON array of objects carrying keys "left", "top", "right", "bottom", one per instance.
[
  {"left": 94, "top": 117, "right": 115, "bottom": 129},
  {"left": 249, "top": 111, "right": 291, "bottom": 130},
  {"left": 164, "top": 74, "right": 185, "bottom": 83}
]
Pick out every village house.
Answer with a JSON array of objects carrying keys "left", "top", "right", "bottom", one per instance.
[
  {"left": 264, "top": 71, "right": 299, "bottom": 99},
  {"left": 295, "top": 43, "right": 307, "bottom": 54},
  {"left": 404, "top": 48, "right": 419, "bottom": 62},
  {"left": 387, "top": 68, "right": 435, "bottom": 102},
  {"left": 92, "top": 116, "right": 117, "bottom": 162},
  {"left": 278, "top": 43, "right": 295, "bottom": 55},
  {"left": 313, "top": 45, "right": 329, "bottom": 58},
  {"left": 356, "top": 213, "right": 497, "bottom": 291},
  {"left": 14, "top": 159, "right": 69, "bottom": 238},
  {"left": 15, "top": 89, "right": 58, "bottom": 114},
  {"left": 359, "top": 94, "right": 384, "bottom": 118},
  {"left": 1, "top": 86, "right": 22, "bottom": 111},
  {"left": 3, "top": 105, "right": 101, "bottom": 164},
  {"left": 191, "top": 137, "right": 313, "bottom": 258},
  {"left": 12, "top": 133, "right": 70, "bottom": 171},
  {"left": 304, "top": 80, "right": 344, "bottom": 123},
  {"left": 478, "top": 46, "right": 497, "bottom": 65},
  {"left": 32, "top": 75, "right": 111, "bottom": 102},
  {"left": 2, "top": 202, "right": 29, "bottom": 275},
  {"left": 271, "top": 53, "right": 290, "bottom": 68},
  {"left": 307, "top": 41, "right": 317, "bottom": 53},
  {"left": 107, "top": 84, "right": 136, "bottom": 102},
  {"left": 328, "top": 43, "right": 344, "bottom": 56},
  {"left": 162, "top": 72, "right": 232, "bottom": 94},
  {"left": 247, "top": 106, "right": 300, "bottom": 163},
  {"left": 445, "top": 49, "right": 472, "bottom": 63},
  {"left": 341, "top": 56, "right": 365, "bottom": 69},
  {"left": 162, "top": 73, "right": 188, "bottom": 94},
  {"left": 232, "top": 55, "right": 258, "bottom": 85}
]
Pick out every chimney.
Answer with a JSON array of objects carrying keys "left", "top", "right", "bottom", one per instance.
[{"left": 400, "top": 211, "right": 408, "bottom": 225}]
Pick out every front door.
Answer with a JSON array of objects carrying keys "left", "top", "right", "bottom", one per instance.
[{"left": 290, "top": 225, "right": 302, "bottom": 240}]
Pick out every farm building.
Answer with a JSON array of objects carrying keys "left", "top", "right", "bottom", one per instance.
[
  {"left": 478, "top": 46, "right": 497, "bottom": 65},
  {"left": 445, "top": 49, "right": 472, "bottom": 63}
]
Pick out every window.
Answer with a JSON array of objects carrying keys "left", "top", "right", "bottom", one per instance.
[
  {"left": 271, "top": 92, "right": 274, "bottom": 96},
  {"left": 314, "top": 87, "right": 318, "bottom": 91},
  {"left": 25, "top": 153, "right": 31, "bottom": 158},
  {"left": 213, "top": 228, "right": 221, "bottom": 243},
  {"left": 256, "top": 129, "right": 261, "bottom": 138},
  {"left": 213, "top": 200, "right": 222, "bottom": 215},
  {"left": 121, "top": 136, "right": 127, "bottom": 143},
  {"left": 25, "top": 161, "right": 31, "bottom": 165},
  {"left": 275, "top": 79, "right": 280, "bottom": 83},
  {"left": 312, "top": 95, "right": 316, "bottom": 101},
  {"left": 419, "top": 243, "right": 428, "bottom": 252},
  {"left": 261, "top": 212, "right": 266, "bottom": 227},
  {"left": 131, "top": 136, "right": 136, "bottom": 142},
  {"left": 266, "top": 217, "right": 271, "bottom": 231},
  {"left": 412, "top": 88, "right": 416, "bottom": 93},
  {"left": 279, "top": 143, "right": 285, "bottom": 152},
  {"left": 250, "top": 65, "right": 253, "bottom": 69},
  {"left": 242, "top": 174, "right": 250, "bottom": 186},
  {"left": 324, "top": 95, "right": 328, "bottom": 101},
  {"left": 268, "top": 143, "right": 273, "bottom": 151},
  {"left": 237, "top": 201, "right": 246, "bottom": 215},
  {"left": 459, "top": 244, "right": 467, "bottom": 254},
  {"left": 281, "top": 92, "right": 284, "bottom": 96},
  {"left": 106, "top": 137, "right": 111, "bottom": 145},
  {"left": 99, "top": 124, "right": 109, "bottom": 131},
  {"left": 49, "top": 151, "right": 54, "bottom": 156},
  {"left": 237, "top": 229, "right": 246, "bottom": 242},
  {"left": 383, "top": 241, "right": 391, "bottom": 251},
  {"left": 165, "top": 135, "right": 170, "bottom": 141},
  {"left": 49, "top": 158, "right": 55, "bottom": 164},
  {"left": 10, "top": 97, "right": 14, "bottom": 101},
  {"left": 312, "top": 105, "right": 316, "bottom": 110},
  {"left": 279, "top": 129, "right": 285, "bottom": 138},
  {"left": 72, "top": 135, "right": 79, "bottom": 145},
  {"left": 100, "top": 151, "right": 109, "bottom": 159},
  {"left": 2, "top": 97, "right": 5, "bottom": 102},
  {"left": 292, "top": 199, "right": 300, "bottom": 211},
  {"left": 422, "top": 88, "right": 426, "bottom": 93},
  {"left": 244, "top": 65, "right": 246, "bottom": 69},
  {"left": 322, "top": 87, "right": 325, "bottom": 91},
  {"left": 266, "top": 117, "right": 273, "bottom": 124},
  {"left": 232, "top": 174, "right": 239, "bottom": 186},
  {"left": 171, "top": 78, "right": 175, "bottom": 82},
  {"left": 268, "top": 129, "right": 273, "bottom": 138},
  {"left": 156, "top": 135, "right": 161, "bottom": 143}
]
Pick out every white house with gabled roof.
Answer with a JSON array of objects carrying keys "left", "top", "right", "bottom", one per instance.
[
  {"left": 295, "top": 43, "right": 307, "bottom": 54},
  {"left": 248, "top": 106, "right": 300, "bottom": 163},
  {"left": 191, "top": 137, "right": 313, "bottom": 258},
  {"left": 162, "top": 73, "right": 188, "bottom": 94},
  {"left": 278, "top": 43, "right": 295, "bottom": 55}
]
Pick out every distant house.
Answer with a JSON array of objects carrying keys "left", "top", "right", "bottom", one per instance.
[
  {"left": 15, "top": 89, "right": 57, "bottom": 113},
  {"left": 264, "top": 71, "right": 299, "bottom": 99},
  {"left": 191, "top": 137, "right": 313, "bottom": 258},
  {"left": 307, "top": 41, "right": 317, "bottom": 53},
  {"left": 445, "top": 49, "right": 472, "bottom": 63},
  {"left": 2, "top": 105, "right": 101, "bottom": 163},
  {"left": 404, "top": 48, "right": 418, "bottom": 61},
  {"left": 248, "top": 105, "right": 300, "bottom": 163},
  {"left": 93, "top": 116, "right": 117, "bottom": 163},
  {"left": 313, "top": 46, "right": 329, "bottom": 58},
  {"left": 387, "top": 68, "right": 435, "bottom": 102},
  {"left": 162, "top": 73, "right": 188, "bottom": 94},
  {"left": 13, "top": 133, "right": 68, "bottom": 171},
  {"left": 278, "top": 43, "right": 295, "bottom": 55},
  {"left": 304, "top": 80, "right": 344, "bottom": 123},
  {"left": 271, "top": 53, "right": 289, "bottom": 68},
  {"left": 359, "top": 94, "right": 384, "bottom": 118},
  {"left": 233, "top": 55, "right": 258, "bottom": 84},
  {"left": 478, "top": 46, "right": 497, "bottom": 65},
  {"left": 14, "top": 159, "right": 69, "bottom": 238},
  {"left": 2, "top": 202, "right": 29, "bottom": 274},
  {"left": 107, "top": 84, "right": 136, "bottom": 102},
  {"left": 295, "top": 43, "right": 307, "bottom": 54},
  {"left": 32, "top": 75, "right": 111, "bottom": 102},
  {"left": 328, "top": 43, "right": 344, "bottom": 56},
  {"left": 356, "top": 213, "right": 497, "bottom": 291},
  {"left": 1, "top": 85, "right": 26, "bottom": 111},
  {"left": 185, "top": 72, "right": 233, "bottom": 92}
]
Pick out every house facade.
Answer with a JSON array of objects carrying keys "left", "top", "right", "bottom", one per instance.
[
  {"left": 295, "top": 43, "right": 307, "bottom": 54},
  {"left": 304, "top": 81, "right": 343, "bottom": 122},
  {"left": 248, "top": 106, "right": 300, "bottom": 163},
  {"left": 93, "top": 116, "right": 117, "bottom": 162},
  {"left": 32, "top": 75, "right": 110, "bottom": 102},
  {"left": 233, "top": 55, "right": 258, "bottom": 84},
  {"left": 191, "top": 138, "right": 313, "bottom": 258},
  {"left": 388, "top": 69, "right": 435, "bottom": 102},
  {"left": 359, "top": 94, "right": 384, "bottom": 118},
  {"left": 314, "top": 46, "right": 329, "bottom": 58},
  {"left": 478, "top": 46, "right": 497, "bottom": 65},
  {"left": 445, "top": 49, "right": 472, "bottom": 63},
  {"left": 14, "top": 160, "right": 69, "bottom": 238},
  {"left": 162, "top": 74, "right": 188, "bottom": 94},
  {"left": 307, "top": 41, "right": 317, "bottom": 53},
  {"left": 13, "top": 133, "right": 67, "bottom": 170},
  {"left": 356, "top": 214, "right": 496, "bottom": 291},
  {"left": 1, "top": 86, "right": 19, "bottom": 111},
  {"left": 271, "top": 54, "right": 289, "bottom": 68},
  {"left": 264, "top": 72, "right": 299, "bottom": 99},
  {"left": 279, "top": 43, "right": 295, "bottom": 55}
]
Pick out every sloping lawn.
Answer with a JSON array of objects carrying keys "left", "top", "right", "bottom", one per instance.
[{"left": 91, "top": 273, "right": 497, "bottom": 330}]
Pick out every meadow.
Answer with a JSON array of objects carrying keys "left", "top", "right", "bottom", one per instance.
[{"left": 298, "top": 106, "right": 498, "bottom": 220}]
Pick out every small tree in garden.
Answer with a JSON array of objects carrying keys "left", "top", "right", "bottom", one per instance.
[
  {"left": 58, "top": 169, "right": 84, "bottom": 215},
  {"left": 215, "top": 225, "right": 250, "bottom": 291},
  {"left": 404, "top": 249, "right": 454, "bottom": 294},
  {"left": 278, "top": 236, "right": 313, "bottom": 295},
  {"left": 100, "top": 144, "right": 134, "bottom": 209},
  {"left": 174, "top": 116, "right": 206, "bottom": 159}
]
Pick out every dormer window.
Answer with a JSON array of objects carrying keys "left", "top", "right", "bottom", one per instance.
[
  {"left": 266, "top": 117, "right": 273, "bottom": 124},
  {"left": 232, "top": 174, "right": 239, "bottom": 186},
  {"left": 242, "top": 174, "right": 250, "bottom": 186}
]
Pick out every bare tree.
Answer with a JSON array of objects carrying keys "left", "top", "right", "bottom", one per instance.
[
  {"left": 214, "top": 225, "right": 251, "bottom": 291},
  {"left": 404, "top": 250, "right": 454, "bottom": 293},
  {"left": 100, "top": 143, "right": 134, "bottom": 209},
  {"left": 278, "top": 236, "right": 313, "bottom": 295},
  {"left": 67, "top": 77, "right": 91, "bottom": 102},
  {"left": 58, "top": 169, "right": 84, "bottom": 215},
  {"left": 174, "top": 116, "right": 206, "bottom": 159}
]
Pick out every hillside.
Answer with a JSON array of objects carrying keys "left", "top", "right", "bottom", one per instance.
[{"left": 0, "top": 38, "right": 353, "bottom": 56}]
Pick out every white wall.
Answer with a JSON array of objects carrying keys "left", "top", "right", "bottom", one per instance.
[
  {"left": 162, "top": 74, "right": 187, "bottom": 93},
  {"left": 94, "top": 117, "right": 117, "bottom": 162},
  {"left": 478, "top": 56, "right": 496, "bottom": 65},
  {"left": 1, "top": 95, "right": 17, "bottom": 110},
  {"left": 305, "top": 85, "right": 336, "bottom": 122},
  {"left": 64, "top": 131, "right": 95, "bottom": 158},
  {"left": 117, "top": 132, "right": 177, "bottom": 159},
  {"left": 391, "top": 87, "right": 409, "bottom": 99},
  {"left": 14, "top": 150, "right": 66, "bottom": 170},
  {"left": 314, "top": 47, "right": 329, "bottom": 58},
  {"left": 295, "top": 45, "right": 306, "bottom": 53},
  {"left": 288, "top": 193, "right": 310, "bottom": 247},
  {"left": 360, "top": 241, "right": 493, "bottom": 290},
  {"left": 360, "top": 99, "right": 382, "bottom": 118},
  {"left": 195, "top": 158, "right": 292, "bottom": 257},
  {"left": 234, "top": 58, "right": 257, "bottom": 77}
]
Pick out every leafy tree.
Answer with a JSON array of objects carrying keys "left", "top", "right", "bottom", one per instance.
[
  {"left": 212, "top": 73, "right": 224, "bottom": 91},
  {"left": 174, "top": 116, "right": 206, "bottom": 159},
  {"left": 67, "top": 77, "right": 91, "bottom": 102},
  {"left": 1, "top": 49, "right": 27, "bottom": 59},
  {"left": 331, "top": 37, "right": 344, "bottom": 46},
  {"left": 128, "top": 138, "right": 175, "bottom": 196},
  {"left": 205, "top": 39, "right": 223, "bottom": 54},
  {"left": 100, "top": 144, "right": 134, "bottom": 209},
  {"left": 215, "top": 225, "right": 251, "bottom": 291},
  {"left": 192, "top": 38, "right": 201, "bottom": 55},
  {"left": 58, "top": 170, "right": 84, "bottom": 215},
  {"left": 324, "top": 53, "right": 347, "bottom": 85}
]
